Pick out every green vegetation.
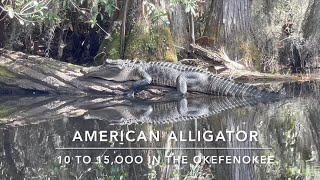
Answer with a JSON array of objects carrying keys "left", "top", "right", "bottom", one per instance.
[
  {"left": 0, "top": 0, "right": 116, "bottom": 63},
  {"left": 0, "top": 0, "right": 116, "bottom": 27},
  {"left": 96, "top": 30, "right": 121, "bottom": 64},
  {"left": 239, "top": 39, "right": 262, "bottom": 70},
  {"left": 95, "top": 163, "right": 128, "bottom": 179},
  {"left": 171, "top": 0, "right": 199, "bottom": 16},
  {"left": 1, "top": 0, "right": 319, "bottom": 72},
  {"left": 0, "top": 105, "right": 14, "bottom": 118},
  {"left": 125, "top": 20, "right": 178, "bottom": 63}
]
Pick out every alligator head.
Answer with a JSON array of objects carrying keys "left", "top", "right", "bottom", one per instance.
[{"left": 81, "top": 59, "right": 138, "bottom": 81}]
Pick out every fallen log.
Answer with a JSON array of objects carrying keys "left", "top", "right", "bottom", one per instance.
[
  {"left": 190, "top": 43, "right": 250, "bottom": 71},
  {"left": 190, "top": 43, "right": 224, "bottom": 63},
  {"left": 0, "top": 48, "right": 314, "bottom": 98},
  {"left": 189, "top": 44, "right": 320, "bottom": 82},
  {"left": 0, "top": 48, "right": 176, "bottom": 98}
]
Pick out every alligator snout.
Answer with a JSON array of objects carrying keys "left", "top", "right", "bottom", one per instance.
[{"left": 80, "top": 67, "right": 100, "bottom": 76}]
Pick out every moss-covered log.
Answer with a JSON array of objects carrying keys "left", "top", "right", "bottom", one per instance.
[{"left": 0, "top": 48, "right": 176, "bottom": 97}]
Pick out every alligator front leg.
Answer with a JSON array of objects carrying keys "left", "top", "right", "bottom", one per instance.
[{"left": 128, "top": 67, "right": 152, "bottom": 97}]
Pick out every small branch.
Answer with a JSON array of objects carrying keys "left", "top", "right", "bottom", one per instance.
[
  {"left": 68, "top": 0, "right": 110, "bottom": 37},
  {"left": 120, "top": 0, "right": 129, "bottom": 59},
  {"left": 190, "top": 13, "right": 195, "bottom": 44}
]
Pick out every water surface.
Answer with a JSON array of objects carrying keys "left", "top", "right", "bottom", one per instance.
[{"left": 0, "top": 81, "right": 319, "bottom": 179}]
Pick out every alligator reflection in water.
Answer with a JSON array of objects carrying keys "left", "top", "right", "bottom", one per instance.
[
  {"left": 84, "top": 96, "right": 272, "bottom": 125},
  {"left": 0, "top": 81, "right": 319, "bottom": 179},
  {"left": 0, "top": 95, "right": 272, "bottom": 126}
]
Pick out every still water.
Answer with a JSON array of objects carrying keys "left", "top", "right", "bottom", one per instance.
[{"left": 0, "top": 81, "right": 319, "bottom": 180}]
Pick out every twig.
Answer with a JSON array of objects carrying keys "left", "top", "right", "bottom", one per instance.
[{"left": 68, "top": 0, "right": 110, "bottom": 36}]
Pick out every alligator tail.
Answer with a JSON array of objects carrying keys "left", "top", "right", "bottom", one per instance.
[{"left": 208, "top": 75, "right": 282, "bottom": 98}]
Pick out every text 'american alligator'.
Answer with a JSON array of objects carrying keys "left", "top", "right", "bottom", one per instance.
[{"left": 81, "top": 59, "right": 280, "bottom": 97}]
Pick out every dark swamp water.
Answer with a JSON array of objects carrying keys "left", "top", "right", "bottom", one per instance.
[{"left": 0, "top": 81, "right": 319, "bottom": 180}]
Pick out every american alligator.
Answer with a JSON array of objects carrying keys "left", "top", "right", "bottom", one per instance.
[
  {"left": 81, "top": 59, "right": 280, "bottom": 97},
  {"left": 84, "top": 96, "right": 274, "bottom": 125}
]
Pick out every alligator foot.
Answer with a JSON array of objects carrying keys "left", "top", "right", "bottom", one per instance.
[
  {"left": 126, "top": 90, "right": 135, "bottom": 99},
  {"left": 178, "top": 92, "right": 187, "bottom": 98}
]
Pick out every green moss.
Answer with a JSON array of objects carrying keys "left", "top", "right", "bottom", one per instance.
[
  {"left": 0, "top": 66, "right": 15, "bottom": 78},
  {"left": 95, "top": 30, "right": 121, "bottom": 64},
  {"left": 0, "top": 106, "right": 13, "bottom": 118},
  {"left": 125, "top": 20, "right": 177, "bottom": 63},
  {"left": 161, "top": 27, "right": 178, "bottom": 63},
  {"left": 286, "top": 165, "right": 320, "bottom": 177},
  {"left": 125, "top": 20, "right": 150, "bottom": 60}
]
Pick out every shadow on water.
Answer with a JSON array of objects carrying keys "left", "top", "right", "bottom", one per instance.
[{"left": 0, "top": 81, "right": 319, "bottom": 179}]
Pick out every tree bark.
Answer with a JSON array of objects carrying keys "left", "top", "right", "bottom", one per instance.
[
  {"left": 303, "top": 0, "right": 320, "bottom": 39},
  {"left": 204, "top": 0, "right": 256, "bottom": 67},
  {"left": 0, "top": 2, "right": 7, "bottom": 48},
  {"left": 302, "top": 0, "right": 320, "bottom": 68},
  {"left": 169, "top": 3, "right": 190, "bottom": 56},
  {"left": 205, "top": 0, "right": 251, "bottom": 43}
]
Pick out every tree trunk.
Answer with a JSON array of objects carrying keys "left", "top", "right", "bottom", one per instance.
[
  {"left": 169, "top": 4, "right": 190, "bottom": 57},
  {"left": 303, "top": 0, "right": 320, "bottom": 39},
  {"left": 204, "top": 0, "right": 255, "bottom": 68},
  {"left": 302, "top": 0, "right": 320, "bottom": 68},
  {"left": 205, "top": 0, "right": 251, "bottom": 43},
  {"left": 0, "top": 2, "right": 7, "bottom": 48}
]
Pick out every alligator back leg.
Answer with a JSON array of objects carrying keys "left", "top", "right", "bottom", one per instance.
[
  {"left": 176, "top": 72, "right": 208, "bottom": 95},
  {"left": 176, "top": 74, "right": 188, "bottom": 95}
]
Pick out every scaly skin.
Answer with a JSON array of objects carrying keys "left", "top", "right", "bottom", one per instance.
[{"left": 81, "top": 59, "right": 280, "bottom": 98}]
